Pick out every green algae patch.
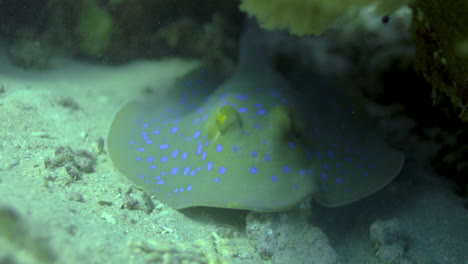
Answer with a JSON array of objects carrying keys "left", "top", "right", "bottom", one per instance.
[{"left": 76, "top": 0, "right": 114, "bottom": 56}]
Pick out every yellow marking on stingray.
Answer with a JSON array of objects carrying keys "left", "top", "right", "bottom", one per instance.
[
  {"left": 205, "top": 105, "right": 241, "bottom": 142},
  {"left": 216, "top": 112, "right": 227, "bottom": 125}
]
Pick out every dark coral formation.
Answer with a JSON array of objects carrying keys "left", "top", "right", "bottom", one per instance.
[
  {"left": 0, "top": 0, "right": 242, "bottom": 67},
  {"left": 412, "top": 0, "right": 468, "bottom": 121}
]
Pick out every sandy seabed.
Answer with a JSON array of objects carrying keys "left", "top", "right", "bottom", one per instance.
[{"left": 0, "top": 41, "right": 466, "bottom": 264}]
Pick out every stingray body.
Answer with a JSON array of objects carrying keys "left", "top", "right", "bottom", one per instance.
[{"left": 107, "top": 24, "right": 404, "bottom": 212}]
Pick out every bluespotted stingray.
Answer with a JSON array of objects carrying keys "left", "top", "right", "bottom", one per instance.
[{"left": 107, "top": 23, "right": 404, "bottom": 212}]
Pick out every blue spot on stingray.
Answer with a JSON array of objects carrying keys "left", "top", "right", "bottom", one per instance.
[
  {"left": 172, "top": 149, "right": 179, "bottom": 158},
  {"left": 141, "top": 131, "right": 147, "bottom": 136},
  {"left": 270, "top": 92, "right": 280, "bottom": 98},
  {"left": 283, "top": 165, "right": 291, "bottom": 173},
  {"left": 265, "top": 154, "right": 271, "bottom": 162},
  {"left": 171, "top": 126, "right": 178, "bottom": 133},
  {"left": 182, "top": 152, "right": 187, "bottom": 160},
  {"left": 193, "top": 118, "right": 200, "bottom": 125},
  {"left": 130, "top": 141, "right": 135, "bottom": 144},
  {"left": 157, "top": 180, "right": 164, "bottom": 185},
  {"left": 159, "top": 144, "right": 169, "bottom": 150},
  {"left": 143, "top": 124, "right": 149, "bottom": 128},
  {"left": 214, "top": 178, "right": 220, "bottom": 182},
  {"left": 327, "top": 150, "right": 335, "bottom": 157},
  {"left": 190, "top": 170, "right": 196, "bottom": 176},
  {"left": 147, "top": 157, "right": 154, "bottom": 163},
  {"left": 238, "top": 107, "right": 248, "bottom": 113},
  {"left": 219, "top": 166, "right": 226, "bottom": 174},
  {"left": 293, "top": 185, "right": 298, "bottom": 189},
  {"left": 257, "top": 109, "right": 267, "bottom": 115},
  {"left": 250, "top": 166, "right": 258, "bottom": 174},
  {"left": 186, "top": 136, "right": 191, "bottom": 141},
  {"left": 336, "top": 178, "right": 343, "bottom": 184},
  {"left": 315, "top": 151, "right": 323, "bottom": 159},
  {"left": 254, "top": 103, "right": 262, "bottom": 108},
  {"left": 196, "top": 143, "right": 202, "bottom": 154},
  {"left": 254, "top": 124, "right": 261, "bottom": 129},
  {"left": 289, "top": 142, "right": 295, "bottom": 149},
  {"left": 183, "top": 167, "right": 190, "bottom": 175},
  {"left": 216, "top": 144, "right": 223, "bottom": 152},
  {"left": 323, "top": 164, "right": 329, "bottom": 170},
  {"left": 363, "top": 171, "right": 369, "bottom": 176},
  {"left": 171, "top": 167, "right": 178, "bottom": 175},
  {"left": 236, "top": 94, "right": 248, "bottom": 100},
  {"left": 153, "top": 129, "right": 159, "bottom": 135},
  {"left": 207, "top": 161, "right": 213, "bottom": 171},
  {"left": 139, "top": 147, "right": 145, "bottom": 152},
  {"left": 345, "top": 157, "right": 352, "bottom": 162},
  {"left": 194, "top": 130, "right": 200, "bottom": 139},
  {"left": 161, "top": 156, "right": 168, "bottom": 163},
  {"left": 252, "top": 151, "right": 258, "bottom": 157},
  {"left": 321, "top": 171, "right": 328, "bottom": 179},
  {"left": 233, "top": 145, "right": 238, "bottom": 152},
  {"left": 307, "top": 169, "right": 313, "bottom": 174},
  {"left": 202, "top": 151, "right": 207, "bottom": 160},
  {"left": 151, "top": 165, "right": 157, "bottom": 169},
  {"left": 271, "top": 175, "right": 278, "bottom": 182},
  {"left": 187, "top": 185, "right": 193, "bottom": 191},
  {"left": 146, "top": 140, "right": 153, "bottom": 144},
  {"left": 336, "top": 163, "right": 343, "bottom": 169},
  {"left": 135, "top": 157, "right": 141, "bottom": 161}
]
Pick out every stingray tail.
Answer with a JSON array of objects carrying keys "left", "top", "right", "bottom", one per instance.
[{"left": 238, "top": 17, "right": 273, "bottom": 74}]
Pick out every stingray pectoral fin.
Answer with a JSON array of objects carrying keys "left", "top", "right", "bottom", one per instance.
[
  {"left": 107, "top": 101, "right": 148, "bottom": 178},
  {"left": 313, "top": 143, "right": 405, "bottom": 207}
]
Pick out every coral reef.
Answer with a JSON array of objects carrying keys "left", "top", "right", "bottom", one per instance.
[
  {"left": 0, "top": 0, "right": 241, "bottom": 67},
  {"left": 239, "top": 0, "right": 410, "bottom": 35},
  {"left": 7, "top": 29, "right": 55, "bottom": 70},
  {"left": 412, "top": 0, "right": 468, "bottom": 121}
]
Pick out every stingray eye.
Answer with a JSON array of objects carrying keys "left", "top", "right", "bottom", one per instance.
[
  {"left": 271, "top": 105, "right": 304, "bottom": 141},
  {"left": 290, "top": 121, "right": 304, "bottom": 140},
  {"left": 216, "top": 105, "right": 240, "bottom": 133}
]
